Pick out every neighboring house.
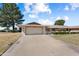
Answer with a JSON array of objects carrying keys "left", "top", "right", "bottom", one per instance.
[{"left": 18, "top": 22, "right": 79, "bottom": 35}]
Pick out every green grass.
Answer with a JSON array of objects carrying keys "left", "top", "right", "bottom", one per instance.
[
  {"left": 52, "top": 34, "right": 79, "bottom": 46},
  {"left": 0, "top": 32, "right": 21, "bottom": 55}
]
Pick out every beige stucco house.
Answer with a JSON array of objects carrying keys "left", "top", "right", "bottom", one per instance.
[
  {"left": 18, "top": 22, "right": 79, "bottom": 35},
  {"left": 18, "top": 22, "right": 48, "bottom": 35}
]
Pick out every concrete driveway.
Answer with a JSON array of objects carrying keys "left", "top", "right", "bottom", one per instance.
[{"left": 2, "top": 34, "right": 79, "bottom": 56}]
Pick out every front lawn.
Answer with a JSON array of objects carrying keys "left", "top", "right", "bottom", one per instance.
[
  {"left": 52, "top": 34, "right": 79, "bottom": 46},
  {"left": 0, "top": 32, "right": 21, "bottom": 55}
]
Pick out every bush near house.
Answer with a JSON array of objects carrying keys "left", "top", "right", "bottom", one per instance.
[
  {"left": 53, "top": 31, "right": 79, "bottom": 34},
  {"left": 53, "top": 31, "right": 69, "bottom": 34}
]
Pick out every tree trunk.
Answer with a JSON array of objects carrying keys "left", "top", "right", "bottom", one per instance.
[
  {"left": 6, "top": 26, "right": 9, "bottom": 32},
  {"left": 12, "top": 20, "right": 15, "bottom": 32},
  {"left": 6, "top": 22, "right": 9, "bottom": 32}
]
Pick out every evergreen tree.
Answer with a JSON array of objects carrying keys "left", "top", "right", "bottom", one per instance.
[{"left": 0, "top": 3, "right": 24, "bottom": 32}]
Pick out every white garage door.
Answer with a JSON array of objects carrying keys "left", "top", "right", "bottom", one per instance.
[{"left": 26, "top": 28, "right": 43, "bottom": 35}]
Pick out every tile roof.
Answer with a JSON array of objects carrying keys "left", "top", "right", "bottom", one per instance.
[{"left": 27, "top": 22, "right": 41, "bottom": 25}]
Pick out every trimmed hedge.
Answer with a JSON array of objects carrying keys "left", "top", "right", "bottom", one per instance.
[
  {"left": 53, "top": 31, "right": 69, "bottom": 34},
  {"left": 53, "top": 31, "right": 79, "bottom": 34},
  {"left": 70, "top": 32, "right": 79, "bottom": 34}
]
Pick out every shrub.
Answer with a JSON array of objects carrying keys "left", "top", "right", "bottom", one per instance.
[
  {"left": 53, "top": 31, "right": 70, "bottom": 34},
  {"left": 70, "top": 32, "right": 79, "bottom": 34},
  {"left": 53, "top": 31, "right": 79, "bottom": 34}
]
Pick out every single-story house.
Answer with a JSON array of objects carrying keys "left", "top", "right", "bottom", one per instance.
[{"left": 18, "top": 22, "right": 79, "bottom": 35}]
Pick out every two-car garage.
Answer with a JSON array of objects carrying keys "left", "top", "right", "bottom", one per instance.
[
  {"left": 20, "top": 22, "right": 46, "bottom": 35},
  {"left": 25, "top": 26, "right": 43, "bottom": 35}
]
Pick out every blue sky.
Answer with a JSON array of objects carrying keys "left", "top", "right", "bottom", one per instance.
[
  {"left": 2, "top": 3, "right": 79, "bottom": 26},
  {"left": 17, "top": 3, "right": 79, "bottom": 26}
]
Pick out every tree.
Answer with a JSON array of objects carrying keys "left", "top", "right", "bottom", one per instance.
[
  {"left": 0, "top": 3, "right": 24, "bottom": 32},
  {"left": 54, "top": 19, "right": 65, "bottom": 25},
  {"left": 0, "top": 4, "right": 11, "bottom": 31}
]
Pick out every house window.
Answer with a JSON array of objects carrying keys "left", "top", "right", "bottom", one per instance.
[{"left": 52, "top": 28, "right": 55, "bottom": 31}]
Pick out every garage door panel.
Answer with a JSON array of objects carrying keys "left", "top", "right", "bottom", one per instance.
[{"left": 26, "top": 28, "right": 43, "bottom": 35}]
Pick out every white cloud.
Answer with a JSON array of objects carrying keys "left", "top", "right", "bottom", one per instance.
[
  {"left": 29, "top": 14, "right": 38, "bottom": 18},
  {"left": 70, "top": 3, "right": 79, "bottom": 10},
  {"left": 33, "top": 3, "right": 52, "bottom": 14},
  {"left": 64, "top": 5, "right": 70, "bottom": 11},
  {"left": 56, "top": 16, "right": 69, "bottom": 21},
  {"left": 24, "top": 3, "right": 52, "bottom": 14},
  {"left": 64, "top": 16, "right": 69, "bottom": 21},
  {"left": 56, "top": 16, "right": 62, "bottom": 20},
  {"left": 24, "top": 3, "right": 33, "bottom": 13},
  {"left": 38, "top": 19, "right": 53, "bottom": 25},
  {"left": 24, "top": 3, "right": 52, "bottom": 23},
  {"left": 64, "top": 3, "right": 79, "bottom": 11}
]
